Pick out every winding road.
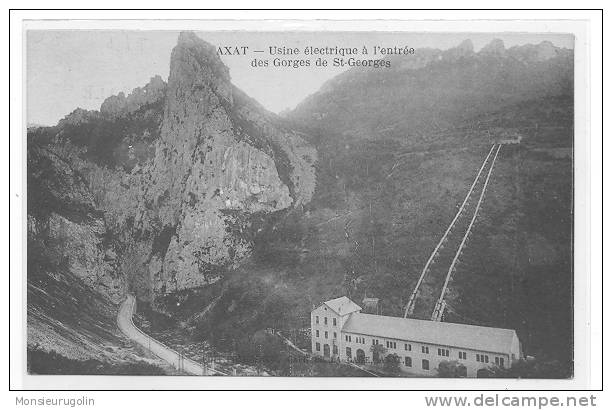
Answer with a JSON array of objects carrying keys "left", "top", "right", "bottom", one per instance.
[{"left": 117, "top": 294, "right": 227, "bottom": 376}]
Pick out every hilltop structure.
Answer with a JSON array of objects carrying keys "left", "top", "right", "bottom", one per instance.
[{"left": 311, "top": 296, "right": 522, "bottom": 377}]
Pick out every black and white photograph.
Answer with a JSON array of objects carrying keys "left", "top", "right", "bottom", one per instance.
[
  {"left": 24, "top": 27, "right": 576, "bottom": 380},
  {"left": 8, "top": 8, "right": 602, "bottom": 396}
]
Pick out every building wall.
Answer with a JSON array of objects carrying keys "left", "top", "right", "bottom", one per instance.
[
  {"left": 311, "top": 307, "right": 520, "bottom": 378},
  {"left": 340, "top": 331, "right": 512, "bottom": 377},
  {"left": 310, "top": 304, "right": 346, "bottom": 361},
  {"left": 509, "top": 333, "right": 522, "bottom": 364}
]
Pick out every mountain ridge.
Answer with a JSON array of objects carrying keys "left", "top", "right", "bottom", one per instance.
[{"left": 290, "top": 38, "right": 573, "bottom": 148}]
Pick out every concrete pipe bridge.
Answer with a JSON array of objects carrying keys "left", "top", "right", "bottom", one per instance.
[{"left": 403, "top": 143, "right": 503, "bottom": 322}]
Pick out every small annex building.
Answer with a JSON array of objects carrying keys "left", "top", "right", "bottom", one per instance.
[{"left": 311, "top": 296, "right": 522, "bottom": 377}]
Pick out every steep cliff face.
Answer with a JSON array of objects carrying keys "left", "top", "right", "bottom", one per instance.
[
  {"left": 139, "top": 32, "right": 315, "bottom": 295},
  {"left": 28, "top": 32, "right": 317, "bottom": 305},
  {"left": 27, "top": 139, "right": 149, "bottom": 369},
  {"left": 27, "top": 142, "right": 125, "bottom": 303}
]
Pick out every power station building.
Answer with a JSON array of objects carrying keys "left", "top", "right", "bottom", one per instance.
[{"left": 311, "top": 296, "right": 522, "bottom": 377}]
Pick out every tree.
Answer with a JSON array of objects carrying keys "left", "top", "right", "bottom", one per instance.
[
  {"left": 383, "top": 353, "right": 401, "bottom": 374},
  {"left": 437, "top": 360, "right": 468, "bottom": 378},
  {"left": 489, "top": 358, "right": 571, "bottom": 379},
  {"left": 342, "top": 259, "right": 361, "bottom": 298},
  {"left": 369, "top": 344, "right": 387, "bottom": 364}
]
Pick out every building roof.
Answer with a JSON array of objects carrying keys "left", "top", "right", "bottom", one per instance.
[
  {"left": 342, "top": 313, "right": 517, "bottom": 354},
  {"left": 322, "top": 296, "right": 362, "bottom": 316}
]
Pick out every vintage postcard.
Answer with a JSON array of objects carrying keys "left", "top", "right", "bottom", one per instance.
[{"left": 14, "top": 16, "right": 596, "bottom": 392}]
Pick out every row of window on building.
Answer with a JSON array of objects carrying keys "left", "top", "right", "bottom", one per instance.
[
  {"left": 402, "top": 356, "right": 429, "bottom": 370},
  {"left": 314, "top": 316, "right": 337, "bottom": 326},
  {"left": 314, "top": 342, "right": 338, "bottom": 355},
  {"left": 396, "top": 355, "right": 431, "bottom": 371},
  {"left": 315, "top": 330, "right": 338, "bottom": 339},
  {"left": 385, "top": 341, "right": 397, "bottom": 349},
  {"left": 332, "top": 346, "right": 505, "bottom": 372},
  {"left": 342, "top": 348, "right": 426, "bottom": 371},
  {"left": 345, "top": 335, "right": 366, "bottom": 344},
  {"left": 474, "top": 354, "right": 505, "bottom": 367},
  {"left": 476, "top": 353, "right": 489, "bottom": 363},
  {"left": 315, "top": 331, "right": 507, "bottom": 367},
  {"left": 437, "top": 348, "right": 450, "bottom": 357}
]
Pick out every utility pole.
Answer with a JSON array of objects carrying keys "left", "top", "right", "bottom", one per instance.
[
  {"left": 256, "top": 343, "right": 263, "bottom": 376},
  {"left": 179, "top": 347, "right": 183, "bottom": 373},
  {"left": 202, "top": 344, "right": 206, "bottom": 376},
  {"left": 232, "top": 338, "right": 237, "bottom": 373}
]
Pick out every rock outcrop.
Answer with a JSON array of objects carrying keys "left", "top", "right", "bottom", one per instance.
[
  {"left": 27, "top": 143, "right": 125, "bottom": 302},
  {"left": 139, "top": 32, "right": 315, "bottom": 295},
  {"left": 479, "top": 38, "right": 507, "bottom": 56},
  {"left": 27, "top": 31, "right": 317, "bottom": 303},
  {"left": 100, "top": 75, "right": 166, "bottom": 119}
]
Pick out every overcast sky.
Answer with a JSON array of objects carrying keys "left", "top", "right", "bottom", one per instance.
[{"left": 26, "top": 31, "right": 573, "bottom": 126}]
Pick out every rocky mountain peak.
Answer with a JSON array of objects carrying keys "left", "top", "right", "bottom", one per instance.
[
  {"left": 457, "top": 39, "right": 475, "bottom": 53},
  {"left": 100, "top": 75, "right": 167, "bottom": 119},
  {"left": 442, "top": 39, "right": 475, "bottom": 60},
  {"left": 536, "top": 41, "right": 558, "bottom": 59},
  {"left": 140, "top": 31, "right": 315, "bottom": 295},
  {"left": 479, "top": 38, "right": 506, "bottom": 56},
  {"left": 168, "top": 31, "right": 232, "bottom": 104},
  {"left": 506, "top": 40, "right": 567, "bottom": 63}
]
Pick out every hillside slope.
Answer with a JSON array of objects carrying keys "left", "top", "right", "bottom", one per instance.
[
  {"left": 26, "top": 32, "right": 316, "bottom": 372},
  {"left": 27, "top": 137, "right": 168, "bottom": 374},
  {"left": 189, "top": 39, "right": 573, "bottom": 376}
]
